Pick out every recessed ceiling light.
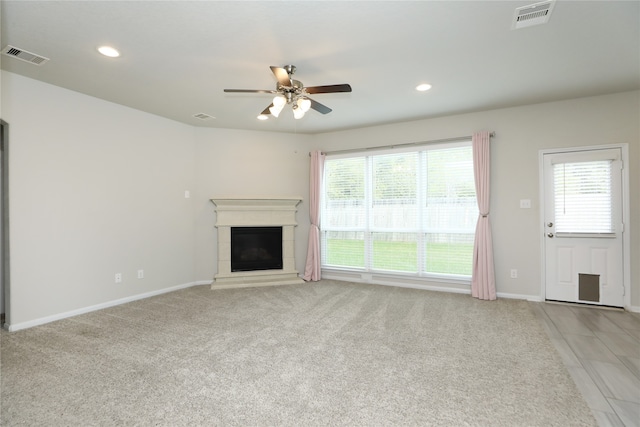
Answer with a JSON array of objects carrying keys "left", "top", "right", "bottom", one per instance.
[
  {"left": 257, "top": 114, "right": 269, "bottom": 121},
  {"left": 97, "top": 46, "right": 120, "bottom": 58},
  {"left": 416, "top": 83, "right": 432, "bottom": 92}
]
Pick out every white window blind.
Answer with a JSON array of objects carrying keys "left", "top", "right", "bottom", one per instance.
[
  {"left": 323, "top": 157, "right": 366, "bottom": 268},
  {"left": 553, "top": 160, "right": 613, "bottom": 234},
  {"left": 321, "top": 142, "right": 478, "bottom": 277}
]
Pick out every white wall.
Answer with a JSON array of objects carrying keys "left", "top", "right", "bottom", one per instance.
[
  {"left": 3, "top": 69, "right": 638, "bottom": 329},
  {"left": 1, "top": 71, "right": 313, "bottom": 329},
  {"left": 193, "top": 127, "right": 312, "bottom": 282},
  {"left": 2, "top": 72, "right": 198, "bottom": 327},
  {"left": 313, "top": 91, "right": 640, "bottom": 307}
]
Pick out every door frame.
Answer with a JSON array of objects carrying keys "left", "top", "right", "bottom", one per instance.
[
  {"left": 538, "top": 143, "right": 630, "bottom": 308},
  {"left": 0, "top": 120, "right": 9, "bottom": 327}
]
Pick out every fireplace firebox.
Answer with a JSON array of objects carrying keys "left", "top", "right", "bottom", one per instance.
[{"left": 231, "top": 227, "right": 283, "bottom": 272}]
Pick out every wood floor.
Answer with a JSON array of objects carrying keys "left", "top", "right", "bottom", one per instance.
[{"left": 531, "top": 302, "right": 640, "bottom": 427}]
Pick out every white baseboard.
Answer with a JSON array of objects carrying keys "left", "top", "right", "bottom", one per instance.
[
  {"left": 369, "top": 278, "right": 471, "bottom": 295},
  {"left": 322, "top": 270, "right": 541, "bottom": 302},
  {"left": 497, "top": 292, "right": 543, "bottom": 302},
  {"left": 5, "top": 281, "right": 209, "bottom": 332}
]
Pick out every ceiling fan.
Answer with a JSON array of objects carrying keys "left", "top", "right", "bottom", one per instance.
[{"left": 223, "top": 65, "right": 352, "bottom": 119}]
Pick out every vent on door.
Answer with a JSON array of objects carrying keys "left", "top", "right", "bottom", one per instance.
[
  {"left": 512, "top": 1, "right": 555, "bottom": 30},
  {"left": 1, "top": 45, "right": 49, "bottom": 65}
]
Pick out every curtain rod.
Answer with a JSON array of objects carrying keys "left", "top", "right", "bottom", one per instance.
[{"left": 310, "top": 132, "right": 495, "bottom": 157}]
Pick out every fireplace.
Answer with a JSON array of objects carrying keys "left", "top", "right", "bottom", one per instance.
[
  {"left": 210, "top": 198, "right": 304, "bottom": 289},
  {"left": 231, "top": 226, "right": 283, "bottom": 272}
]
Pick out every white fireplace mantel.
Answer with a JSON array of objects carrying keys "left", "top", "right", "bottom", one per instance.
[{"left": 210, "top": 197, "right": 305, "bottom": 289}]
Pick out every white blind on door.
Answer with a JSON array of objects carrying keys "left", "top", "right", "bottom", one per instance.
[{"left": 553, "top": 160, "right": 613, "bottom": 233}]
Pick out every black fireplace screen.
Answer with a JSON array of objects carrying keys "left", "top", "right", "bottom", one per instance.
[{"left": 231, "top": 226, "right": 283, "bottom": 272}]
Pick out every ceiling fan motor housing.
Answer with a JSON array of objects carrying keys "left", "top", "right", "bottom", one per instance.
[{"left": 279, "top": 79, "right": 305, "bottom": 103}]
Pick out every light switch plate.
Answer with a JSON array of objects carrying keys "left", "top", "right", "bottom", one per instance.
[{"left": 520, "top": 199, "right": 531, "bottom": 209}]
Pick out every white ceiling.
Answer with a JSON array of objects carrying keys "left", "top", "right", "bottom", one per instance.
[{"left": 1, "top": 1, "right": 638, "bottom": 134}]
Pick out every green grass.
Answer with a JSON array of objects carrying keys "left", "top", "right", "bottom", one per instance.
[{"left": 324, "top": 239, "right": 473, "bottom": 275}]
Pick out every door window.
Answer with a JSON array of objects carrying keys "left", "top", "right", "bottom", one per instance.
[{"left": 553, "top": 160, "right": 613, "bottom": 235}]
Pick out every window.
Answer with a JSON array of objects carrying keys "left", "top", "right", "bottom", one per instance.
[
  {"left": 321, "top": 141, "right": 478, "bottom": 278},
  {"left": 553, "top": 160, "right": 613, "bottom": 234}
]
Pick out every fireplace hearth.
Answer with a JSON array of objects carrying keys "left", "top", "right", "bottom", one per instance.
[{"left": 210, "top": 198, "right": 304, "bottom": 289}]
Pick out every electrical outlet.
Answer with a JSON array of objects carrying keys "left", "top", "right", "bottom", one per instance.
[
  {"left": 115, "top": 273, "right": 122, "bottom": 283},
  {"left": 137, "top": 269, "right": 144, "bottom": 279},
  {"left": 510, "top": 269, "right": 518, "bottom": 279}
]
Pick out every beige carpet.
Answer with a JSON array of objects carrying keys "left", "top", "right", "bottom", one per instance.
[{"left": 1, "top": 280, "right": 596, "bottom": 426}]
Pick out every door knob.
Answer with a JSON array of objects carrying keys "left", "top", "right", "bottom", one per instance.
[
  {"left": 547, "top": 233, "right": 554, "bottom": 238},
  {"left": 547, "top": 222, "right": 553, "bottom": 227}
]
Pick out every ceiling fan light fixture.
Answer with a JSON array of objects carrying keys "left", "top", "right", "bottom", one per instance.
[
  {"left": 297, "top": 98, "right": 311, "bottom": 113},
  {"left": 416, "top": 83, "right": 432, "bottom": 92},
  {"left": 293, "top": 105, "right": 305, "bottom": 120},
  {"left": 269, "top": 106, "right": 282, "bottom": 117},
  {"left": 269, "top": 95, "right": 286, "bottom": 117},
  {"left": 272, "top": 95, "right": 286, "bottom": 107},
  {"left": 257, "top": 114, "right": 269, "bottom": 121}
]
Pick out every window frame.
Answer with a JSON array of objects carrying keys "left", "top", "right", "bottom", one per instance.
[
  {"left": 320, "top": 140, "right": 477, "bottom": 284},
  {"left": 552, "top": 159, "right": 616, "bottom": 238}
]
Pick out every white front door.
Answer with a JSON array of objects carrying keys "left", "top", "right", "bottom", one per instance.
[{"left": 542, "top": 147, "right": 625, "bottom": 307}]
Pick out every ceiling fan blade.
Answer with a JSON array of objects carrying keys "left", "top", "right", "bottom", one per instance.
[
  {"left": 305, "top": 84, "right": 352, "bottom": 94},
  {"left": 260, "top": 104, "right": 273, "bottom": 115},
  {"left": 270, "top": 66, "right": 292, "bottom": 87},
  {"left": 224, "top": 89, "right": 276, "bottom": 94},
  {"left": 308, "top": 98, "right": 332, "bottom": 114}
]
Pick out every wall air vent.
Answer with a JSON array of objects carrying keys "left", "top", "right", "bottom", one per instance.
[
  {"left": 512, "top": 1, "right": 555, "bottom": 30},
  {"left": 193, "top": 113, "right": 215, "bottom": 120},
  {"left": 1, "top": 45, "right": 49, "bottom": 65}
]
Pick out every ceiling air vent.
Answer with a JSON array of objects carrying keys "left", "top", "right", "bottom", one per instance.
[
  {"left": 193, "top": 113, "right": 215, "bottom": 121},
  {"left": 1, "top": 45, "right": 49, "bottom": 65},
  {"left": 512, "top": 1, "right": 555, "bottom": 30}
]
